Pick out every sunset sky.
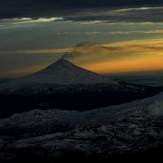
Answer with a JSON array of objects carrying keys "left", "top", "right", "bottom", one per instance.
[{"left": 1, "top": 3, "right": 163, "bottom": 78}]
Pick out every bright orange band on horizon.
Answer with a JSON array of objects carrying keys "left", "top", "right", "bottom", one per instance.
[{"left": 82, "top": 56, "right": 163, "bottom": 74}]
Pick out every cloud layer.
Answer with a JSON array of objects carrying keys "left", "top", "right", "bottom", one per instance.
[{"left": 1, "top": 16, "right": 163, "bottom": 77}]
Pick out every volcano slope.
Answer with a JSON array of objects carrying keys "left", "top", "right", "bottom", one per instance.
[{"left": 0, "top": 59, "right": 161, "bottom": 118}]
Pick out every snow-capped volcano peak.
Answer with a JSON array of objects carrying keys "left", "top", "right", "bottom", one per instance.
[
  {"left": 45, "top": 59, "right": 74, "bottom": 70},
  {"left": 40, "top": 59, "right": 102, "bottom": 77},
  {"left": 20, "top": 59, "right": 116, "bottom": 85},
  {"left": 42, "top": 59, "right": 88, "bottom": 73}
]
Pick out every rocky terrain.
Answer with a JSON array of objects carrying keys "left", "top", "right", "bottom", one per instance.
[{"left": 0, "top": 92, "right": 163, "bottom": 161}]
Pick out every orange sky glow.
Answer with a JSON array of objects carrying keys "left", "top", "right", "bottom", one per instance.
[{"left": 1, "top": 38, "right": 163, "bottom": 77}]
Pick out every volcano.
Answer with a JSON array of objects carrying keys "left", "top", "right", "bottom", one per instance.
[
  {"left": 0, "top": 59, "right": 161, "bottom": 118},
  {"left": 19, "top": 59, "right": 117, "bottom": 85},
  {"left": 0, "top": 59, "right": 118, "bottom": 89}
]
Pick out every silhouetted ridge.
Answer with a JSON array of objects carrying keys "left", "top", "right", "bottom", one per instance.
[{"left": 20, "top": 59, "right": 116, "bottom": 85}]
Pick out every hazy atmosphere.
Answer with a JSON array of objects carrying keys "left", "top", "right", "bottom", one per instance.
[{"left": 1, "top": 3, "right": 163, "bottom": 78}]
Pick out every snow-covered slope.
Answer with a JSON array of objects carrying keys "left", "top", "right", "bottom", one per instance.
[
  {"left": 0, "top": 92, "right": 163, "bottom": 161},
  {"left": 0, "top": 92, "right": 162, "bottom": 131}
]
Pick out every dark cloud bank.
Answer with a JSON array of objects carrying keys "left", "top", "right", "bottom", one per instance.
[{"left": 1, "top": 0, "right": 163, "bottom": 18}]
